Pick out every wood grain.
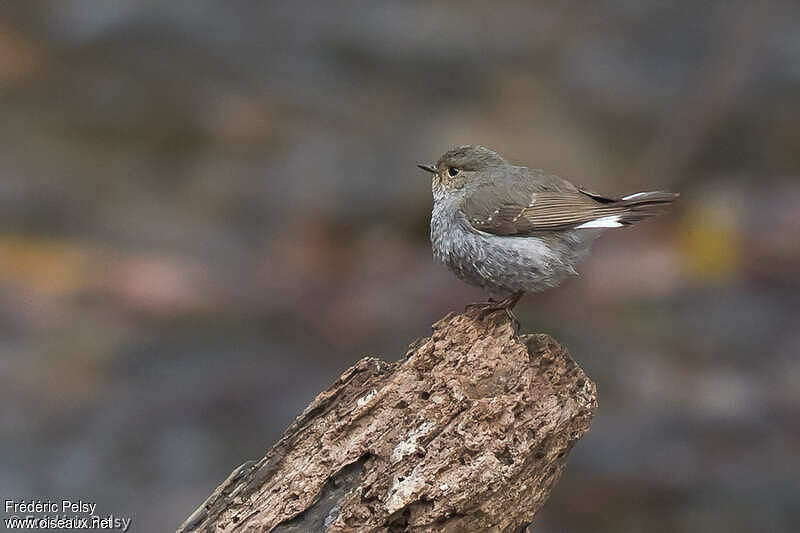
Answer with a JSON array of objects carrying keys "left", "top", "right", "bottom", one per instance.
[{"left": 178, "top": 308, "right": 597, "bottom": 533}]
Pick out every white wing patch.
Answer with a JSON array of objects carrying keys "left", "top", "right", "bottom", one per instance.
[
  {"left": 575, "top": 215, "right": 623, "bottom": 229},
  {"left": 622, "top": 192, "right": 648, "bottom": 200}
]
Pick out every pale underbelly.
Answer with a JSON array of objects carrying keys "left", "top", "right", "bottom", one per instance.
[{"left": 435, "top": 226, "right": 596, "bottom": 296}]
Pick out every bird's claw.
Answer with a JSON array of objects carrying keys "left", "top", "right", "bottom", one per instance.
[
  {"left": 479, "top": 305, "right": 519, "bottom": 328},
  {"left": 464, "top": 302, "right": 520, "bottom": 331},
  {"left": 465, "top": 291, "right": 524, "bottom": 331}
]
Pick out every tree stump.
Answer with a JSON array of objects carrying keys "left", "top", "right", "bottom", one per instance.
[{"left": 177, "top": 308, "right": 597, "bottom": 533}]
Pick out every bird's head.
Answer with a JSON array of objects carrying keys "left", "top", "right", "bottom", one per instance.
[{"left": 418, "top": 145, "right": 508, "bottom": 200}]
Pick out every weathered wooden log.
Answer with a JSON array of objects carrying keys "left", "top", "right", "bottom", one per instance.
[{"left": 178, "top": 308, "right": 597, "bottom": 533}]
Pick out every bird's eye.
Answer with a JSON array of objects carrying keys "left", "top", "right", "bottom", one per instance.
[{"left": 447, "top": 167, "right": 460, "bottom": 177}]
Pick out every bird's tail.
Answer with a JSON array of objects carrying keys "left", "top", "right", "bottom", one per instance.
[
  {"left": 614, "top": 191, "right": 679, "bottom": 225},
  {"left": 573, "top": 190, "right": 678, "bottom": 229}
]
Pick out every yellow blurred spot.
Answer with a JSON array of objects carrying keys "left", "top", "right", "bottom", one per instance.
[
  {"left": 0, "top": 24, "right": 40, "bottom": 83},
  {"left": 678, "top": 205, "right": 740, "bottom": 281},
  {"left": 0, "top": 234, "right": 91, "bottom": 295}
]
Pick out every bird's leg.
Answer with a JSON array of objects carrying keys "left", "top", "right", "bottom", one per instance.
[
  {"left": 465, "top": 298, "right": 493, "bottom": 312},
  {"left": 477, "top": 290, "right": 523, "bottom": 317},
  {"left": 466, "top": 291, "right": 522, "bottom": 313},
  {"left": 469, "top": 290, "right": 525, "bottom": 326}
]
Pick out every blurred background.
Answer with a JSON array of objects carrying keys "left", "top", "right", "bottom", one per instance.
[{"left": 1, "top": 1, "right": 798, "bottom": 532}]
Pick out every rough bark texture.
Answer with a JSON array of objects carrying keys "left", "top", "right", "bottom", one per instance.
[{"left": 178, "top": 309, "right": 597, "bottom": 533}]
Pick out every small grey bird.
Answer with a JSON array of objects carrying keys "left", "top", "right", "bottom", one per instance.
[{"left": 419, "top": 145, "right": 677, "bottom": 316}]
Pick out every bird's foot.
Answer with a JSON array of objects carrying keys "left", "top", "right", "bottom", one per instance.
[
  {"left": 464, "top": 300, "right": 493, "bottom": 312},
  {"left": 478, "top": 305, "right": 519, "bottom": 328},
  {"left": 465, "top": 291, "right": 524, "bottom": 330}
]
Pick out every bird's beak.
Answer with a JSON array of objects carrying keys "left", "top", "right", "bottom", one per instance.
[{"left": 417, "top": 163, "right": 437, "bottom": 174}]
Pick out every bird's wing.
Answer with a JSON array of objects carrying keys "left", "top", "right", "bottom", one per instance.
[{"left": 460, "top": 172, "right": 675, "bottom": 236}]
